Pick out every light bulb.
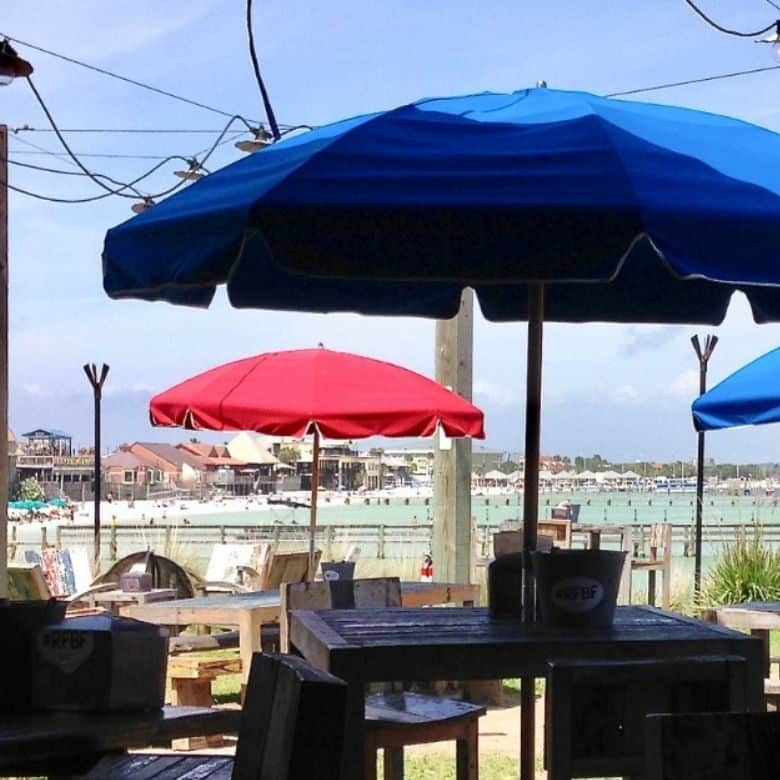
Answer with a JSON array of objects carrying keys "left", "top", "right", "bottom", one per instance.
[
  {"left": 131, "top": 199, "right": 155, "bottom": 214},
  {"left": 773, "top": 40, "right": 780, "bottom": 63},
  {"left": 235, "top": 127, "right": 272, "bottom": 153},
  {"left": 174, "top": 168, "right": 205, "bottom": 181},
  {"left": 0, "top": 71, "right": 14, "bottom": 87}
]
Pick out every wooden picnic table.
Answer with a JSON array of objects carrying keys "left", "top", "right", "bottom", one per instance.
[
  {"left": 289, "top": 604, "right": 764, "bottom": 780},
  {"left": 127, "top": 581, "right": 479, "bottom": 683},
  {"left": 707, "top": 601, "right": 780, "bottom": 676},
  {"left": 0, "top": 705, "right": 240, "bottom": 776},
  {"left": 92, "top": 587, "right": 178, "bottom": 615}
]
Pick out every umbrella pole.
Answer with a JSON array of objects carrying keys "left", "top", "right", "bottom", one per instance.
[
  {"left": 309, "top": 428, "right": 320, "bottom": 580},
  {"left": 520, "top": 283, "right": 544, "bottom": 780}
]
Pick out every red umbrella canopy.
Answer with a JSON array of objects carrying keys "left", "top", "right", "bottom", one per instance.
[{"left": 150, "top": 348, "right": 485, "bottom": 440}]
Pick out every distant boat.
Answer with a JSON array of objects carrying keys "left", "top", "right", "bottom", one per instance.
[{"left": 654, "top": 477, "right": 697, "bottom": 493}]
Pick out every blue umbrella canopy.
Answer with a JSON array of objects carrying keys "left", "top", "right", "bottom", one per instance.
[
  {"left": 104, "top": 86, "right": 780, "bottom": 324},
  {"left": 692, "top": 346, "right": 780, "bottom": 432}
]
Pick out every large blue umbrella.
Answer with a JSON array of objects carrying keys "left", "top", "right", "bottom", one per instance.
[
  {"left": 104, "top": 87, "right": 780, "bottom": 780},
  {"left": 106, "top": 87, "right": 780, "bottom": 323},
  {"left": 693, "top": 346, "right": 780, "bottom": 432}
]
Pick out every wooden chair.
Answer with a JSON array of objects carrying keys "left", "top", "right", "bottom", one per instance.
[
  {"left": 70, "top": 652, "right": 348, "bottom": 780},
  {"left": 283, "top": 577, "right": 486, "bottom": 780},
  {"left": 95, "top": 551, "right": 197, "bottom": 599},
  {"left": 493, "top": 529, "right": 554, "bottom": 558},
  {"left": 262, "top": 548, "right": 321, "bottom": 589},
  {"left": 645, "top": 711, "right": 780, "bottom": 780},
  {"left": 537, "top": 518, "right": 572, "bottom": 549},
  {"left": 192, "top": 543, "right": 271, "bottom": 594},
  {"left": 8, "top": 562, "right": 114, "bottom": 612},
  {"left": 630, "top": 523, "right": 672, "bottom": 608},
  {"left": 545, "top": 655, "right": 748, "bottom": 780}
]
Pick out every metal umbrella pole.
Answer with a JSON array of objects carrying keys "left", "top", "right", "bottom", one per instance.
[
  {"left": 691, "top": 335, "right": 718, "bottom": 596},
  {"left": 520, "top": 283, "right": 544, "bottom": 780},
  {"left": 83, "top": 363, "right": 110, "bottom": 573}
]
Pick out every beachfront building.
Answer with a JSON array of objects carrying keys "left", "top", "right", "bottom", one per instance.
[
  {"left": 103, "top": 449, "right": 163, "bottom": 498},
  {"left": 15, "top": 427, "right": 94, "bottom": 500},
  {"left": 226, "top": 432, "right": 280, "bottom": 493},
  {"left": 127, "top": 442, "right": 205, "bottom": 489},
  {"left": 382, "top": 448, "right": 435, "bottom": 481},
  {"left": 177, "top": 440, "right": 256, "bottom": 495}
]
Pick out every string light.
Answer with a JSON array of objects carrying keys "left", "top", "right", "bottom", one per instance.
[
  {"left": 0, "top": 38, "right": 32, "bottom": 85},
  {"left": 131, "top": 198, "right": 155, "bottom": 214},
  {"left": 235, "top": 126, "right": 273, "bottom": 153},
  {"left": 173, "top": 159, "right": 208, "bottom": 181}
]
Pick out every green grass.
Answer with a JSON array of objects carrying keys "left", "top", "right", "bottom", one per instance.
[{"left": 380, "top": 753, "right": 519, "bottom": 778}]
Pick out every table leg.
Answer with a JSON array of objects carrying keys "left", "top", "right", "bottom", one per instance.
[
  {"left": 239, "top": 609, "right": 263, "bottom": 686},
  {"left": 520, "top": 675, "right": 535, "bottom": 780},
  {"left": 588, "top": 530, "right": 601, "bottom": 550},
  {"left": 751, "top": 628, "right": 771, "bottom": 679},
  {"left": 341, "top": 680, "right": 367, "bottom": 780}
]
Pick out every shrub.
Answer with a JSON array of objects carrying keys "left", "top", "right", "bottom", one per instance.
[
  {"left": 703, "top": 524, "right": 780, "bottom": 605},
  {"left": 18, "top": 476, "right": 45, "bottom": 501}
]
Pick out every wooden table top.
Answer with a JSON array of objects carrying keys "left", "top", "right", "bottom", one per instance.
[
  {"left": 712, "top": 601, "right": 780, "bottom": 630},
  {"left": 127, "top": 581, "right": 479, "bottom": 626},
  {"left": 290, "top": 605, "right": 764, "bottom": 682},
  {"left": 0, "top": 705, "right": 241, "bottom": 774}
]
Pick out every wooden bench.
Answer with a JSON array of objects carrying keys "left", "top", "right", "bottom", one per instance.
[
  {"left": 70, "top": 653, "right": 348, "bottom": 780},
  {"left": 646, "top": 711, "right": 780, "bottom": 779},
  {"left": 545, "top": 655, "right": 748, "bottom": 780}
]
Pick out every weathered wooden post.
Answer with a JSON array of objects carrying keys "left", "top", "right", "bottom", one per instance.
[{"left": 432, "top": 289, "right": 474, "bottom": 583}]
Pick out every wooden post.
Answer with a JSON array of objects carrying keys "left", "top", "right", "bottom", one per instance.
[
  {"left": 432, "top": 289, "right": 474, "bottom": 584},
  {"left": 0, "top": 126, "right": 7, "bottom": 597}
]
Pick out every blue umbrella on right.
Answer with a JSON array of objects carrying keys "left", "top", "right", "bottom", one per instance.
[{"left": 693, "top": 346, "right": 780, "bottom": 432}]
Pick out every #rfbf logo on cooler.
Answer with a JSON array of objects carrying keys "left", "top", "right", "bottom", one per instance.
[{"left": 551, "top": 577, "right": 604, "bottom": 613}]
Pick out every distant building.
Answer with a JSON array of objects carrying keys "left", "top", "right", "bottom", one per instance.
[
  {"left": 15, "top": 427, "right": 93, "bottom": 499},
  {"left": 128, "top": 442, "right": 205, "bottom": 486}
]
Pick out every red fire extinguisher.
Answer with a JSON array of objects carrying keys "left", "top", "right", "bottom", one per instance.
[{"left": 420, "top": 553, "right": 434, "bottom": 582}]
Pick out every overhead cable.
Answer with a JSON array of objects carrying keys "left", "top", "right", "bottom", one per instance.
[
  {"left": 683, "top": 0, "right": 776, "bottom": 37},
  {"left": 246, "top": 0, "right": 281, "bottom": 140},
  {"left": 0, "top": 31, "right": 261, "bottom": 122},
  {"left": 605, "top": 62, "right": 780, "bottom": 96}
]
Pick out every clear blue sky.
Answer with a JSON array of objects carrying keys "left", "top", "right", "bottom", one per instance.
[{"left": 5, "top": 1, "right": 780, "bottom": 462}]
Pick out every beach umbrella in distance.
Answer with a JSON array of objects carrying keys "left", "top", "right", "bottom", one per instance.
[
  {"left": 149, "top": 347, "right": 485, "bottom": 572},
  {"left": 104, "top": 87, "right": 780, "bottom": 777},
  {"left": 692, "top": 346, "right": 780, "bottom": 432}
]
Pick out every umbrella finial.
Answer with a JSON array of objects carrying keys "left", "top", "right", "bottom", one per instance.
[
  {"left": 536, "top": 80, "right": 548, "bottom": 88},
  {"left": 317, "top": 342, "right": 324, "bottom": 348}
]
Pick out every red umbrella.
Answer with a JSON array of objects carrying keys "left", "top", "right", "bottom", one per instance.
[{"left": 150, "top": 348, "right": 485, "bottom": 570}]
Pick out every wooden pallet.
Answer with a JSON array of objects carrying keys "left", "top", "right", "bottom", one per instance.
[{"left": 167, "top": 655, "right": 242, "bottom": 750}]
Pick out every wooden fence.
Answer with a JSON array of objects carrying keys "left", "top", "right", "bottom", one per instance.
[{"left": 10, "top": 520, "right": 780, "bottom": 567}]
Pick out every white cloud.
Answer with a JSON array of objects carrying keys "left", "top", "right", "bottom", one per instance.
[
  {"left": 473, "top": 378, "right": 519, "bottom": 406},
  {"left": 614, "top": 384, "right": 640, "bottom": 402},
  {"left": 23, "top": 384, "right": 52, "bottom": 399},
  {"left": 667, "top": 369, "right": 699, "bottom": 398}
]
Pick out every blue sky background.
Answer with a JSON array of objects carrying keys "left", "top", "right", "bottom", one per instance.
[{"left": 5, "top": 1, "right": 780, "bottom": 462}]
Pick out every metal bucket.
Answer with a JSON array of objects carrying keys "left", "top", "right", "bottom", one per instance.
[{"left": 531, "top": 549, "right": 626, "bottom": 628}]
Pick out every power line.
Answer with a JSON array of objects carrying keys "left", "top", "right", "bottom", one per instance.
[
  {"left": 0, "top": 31, "right": 262, "bottom": 123},
  {"left": 246, "top": 0, "right": 280, "bottom": 140},
  {"left": 13, "top": 126, "right": 248, "bottom": 135},
  {"left": 683, "top": 0, "right": 776, "bottom": 38},
  {"left": 765, "top": 0, "right": 780, "bottom": 13},
  {"left": 605, "top": 62, "right": 780, "bottom": 97}
]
